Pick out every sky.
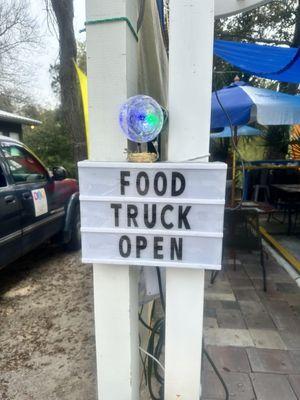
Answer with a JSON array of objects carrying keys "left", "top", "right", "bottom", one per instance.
[{"left": 28, "top": 0, "right": 86, "bottom": 108}]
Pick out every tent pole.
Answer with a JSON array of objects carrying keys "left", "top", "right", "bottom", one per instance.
[{"left": 231, "top": 126, "right": 238, "bottom": 207}]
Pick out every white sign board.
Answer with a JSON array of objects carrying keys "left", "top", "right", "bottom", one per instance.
[{"left": 78, "top": 162, "right": 227, "bottom": 270}]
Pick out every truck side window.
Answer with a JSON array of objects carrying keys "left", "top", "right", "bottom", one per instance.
[
  {"left": 1, "top": 143, "right": 48, "bottom": 184},
  {"left": 0, "top": 164, "right": 6, "bottom": 188}
]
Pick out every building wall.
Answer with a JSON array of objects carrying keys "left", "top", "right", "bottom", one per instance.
[{"left": 0, "top": 121, "right": 22, "bottom": 141}]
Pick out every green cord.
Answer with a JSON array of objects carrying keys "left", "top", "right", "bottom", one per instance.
[{"left": 80, "top": 17, "right": 138, "bottom": 41}]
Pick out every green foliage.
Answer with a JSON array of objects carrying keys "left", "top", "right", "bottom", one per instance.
[
  {"left": 210, "top": 137, "right": 230, "bottom": 162},
  {"left": 213, "top": 2, "right": 299, "bottom": 161},
  {"left": 77, "top": 41, "right": 87, "bottom": 73},
  {"left": 215, "top": 1, "right": 297, "bottom": 45},
  {"left": 262, "top": 125, "right": 291, "bottom": 159},
  {"left": 237, "top": 135, "right": 267, "bottom": 161},
  {"left": 49, "top": 63, "right": 60, "bottom": 96},
  {"left": 213, "top": 1, "right": 299, "bottom": 90},
  {"left": 49, "top": 40, "right": 86, "bottom": 97},
  {"left": 23, "top": 108, "right": 75, "bottom": 176},
  {"left": 213, "top": 57, "right": 252, "bottom": 90}
]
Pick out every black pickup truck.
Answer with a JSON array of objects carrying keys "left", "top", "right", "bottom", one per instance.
[{"left": 0, "top": 135, "right": 81, "bottom": 268}]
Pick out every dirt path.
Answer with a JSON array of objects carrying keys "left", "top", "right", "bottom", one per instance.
[{"left": 0, "top": 245, "right": 97, "bottom": 400}]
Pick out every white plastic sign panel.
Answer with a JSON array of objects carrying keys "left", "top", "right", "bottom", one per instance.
[{"left": 78, "top": 162, "right": 227, "bottom": 270}]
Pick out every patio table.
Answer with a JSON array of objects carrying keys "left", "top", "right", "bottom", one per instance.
[
  {"left": 239, "top": 160, "right": 300, "bottom": 201},
  {"left": 271, "top": 184, "right": 300, "bottom": 235}
]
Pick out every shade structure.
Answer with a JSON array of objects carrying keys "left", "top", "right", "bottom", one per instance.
[
  {"left": 211, "top": 80, "right": 300, "bottom": 206},
  {"left": 214, "top": 40, "right": 300, "bottom": 84},
  {"left": 210, "top": 125, "right": 262, "bottom": 139},
  {"left": 211, "top": 81, "right": 300, "bottom": 130}
]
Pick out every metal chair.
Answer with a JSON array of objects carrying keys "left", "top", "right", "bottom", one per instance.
[{"left": 252, "top": 169, "right": 270, "bottom": 203}]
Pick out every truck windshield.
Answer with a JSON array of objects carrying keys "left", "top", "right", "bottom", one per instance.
[{"left": 1, "top": 143, "right": 48, "bottom": 184}]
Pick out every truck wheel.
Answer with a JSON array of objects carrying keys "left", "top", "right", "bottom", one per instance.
[{"left": 65, "top": 206, "right": 81, "bottom": 251}]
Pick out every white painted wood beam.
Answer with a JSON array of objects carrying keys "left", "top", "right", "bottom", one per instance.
[
  {"left": 85, "top": 0, "right": 139, "bottom": 399},
  {"left": 165, "top": 0, "right": 214, "bottom": 398}
]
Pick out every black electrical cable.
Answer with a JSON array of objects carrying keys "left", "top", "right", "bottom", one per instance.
[
  {"left": 153, "top": 321, "right": 165, "bottom": 385},
  {"left": 139, "top": 311, "right": 155, "bottom": 332},
  {"left": 203, "top": 348, "right": 229, "bottom": 400},
  {"left": 139, "top": 334, "right": 148, "bottom": 386},
  {"left": 212, "top": 77, "right": 246, "bottom": 210},
  {"left": 156, "top": 267, "right": 165, "bottom": 312},
  {"left": 141, "top": 306, "right": 229, "bottom": 399},
  {"left": 147, "top": 317, "right": 165, "bottom": 400},
  {"left": 138, "top": 304, "right": 164, "bottom": 398},
  {"left": 139, "top": 349, "right": 148, "bottom": 386},
  {"left": 153, "top": 268, "right": 166, "bottom": 388}
]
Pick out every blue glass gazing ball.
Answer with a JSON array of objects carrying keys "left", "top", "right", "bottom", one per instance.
[{"left": 119, "top": 95, "right": 164, "bottom": 143}]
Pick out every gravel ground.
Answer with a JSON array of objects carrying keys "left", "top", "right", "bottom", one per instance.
[{"left": 0, "top": 245, "right": 97, "bottom": 400}]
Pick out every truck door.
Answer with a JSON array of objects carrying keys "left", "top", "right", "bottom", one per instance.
[
  {"left": 0, "top": 157, "right": 22, "bottom": 267},
  {"left": 1, "top": 142, "right": 65, "bottom": 255}
]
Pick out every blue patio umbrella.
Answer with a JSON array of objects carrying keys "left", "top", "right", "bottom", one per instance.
[
  {"left": 211, "top": 81, "right": 300, "bottom": 130},
  {"left": 211, "top": 80, "right": 300, "bottom": 205},
  {"left": 210, "top": 125, "right": 262, "bottom": 139}
]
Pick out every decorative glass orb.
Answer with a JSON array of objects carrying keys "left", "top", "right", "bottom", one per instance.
[{"left": 119, "top": 95, "right": 164, "bottom": 143}]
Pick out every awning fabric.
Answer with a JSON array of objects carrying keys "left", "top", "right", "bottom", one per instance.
[
  {"left": 211, "top": 82, "right": 253, "bottom": 128},
  {"left": 214, "top": 39, "right": 300, "bottom": 84},
  {"left": 210, "top": 125, "right": 262, "bottom": 139},
  {"left": 211, "top": 81, "right": 300, "bottom": 129}
]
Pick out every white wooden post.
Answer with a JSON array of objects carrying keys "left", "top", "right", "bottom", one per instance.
[
  {"left": 85, "top": 1, "right": 139, "bottom": 399},
  {"left": 164, "top": 1, "right": 215, "bottom": 398}
]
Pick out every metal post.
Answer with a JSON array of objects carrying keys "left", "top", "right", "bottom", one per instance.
[
  {"left": 85, "top": 0, "right": 139, "bottom": 398},
  {"left": 231, "top": 126, "right": 238, "bottom": 207},
  {"left": 165, "top": 0, "right": 215, "bottom": 398}
]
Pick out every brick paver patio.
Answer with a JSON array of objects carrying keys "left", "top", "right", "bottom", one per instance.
[{"left": 202, "top": 250, "right": 300, "bottom": 400}]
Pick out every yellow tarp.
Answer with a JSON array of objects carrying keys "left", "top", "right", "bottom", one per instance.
[{"left": 75, "top": 63, "right": 90, "bottom": 157}]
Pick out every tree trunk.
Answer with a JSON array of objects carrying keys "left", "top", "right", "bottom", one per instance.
[
  {"left": 292, "top": 1, "right": 300, "bottom": 47},
  {"left": 50, "top": 0, "right": 87, "bottom": 164}
]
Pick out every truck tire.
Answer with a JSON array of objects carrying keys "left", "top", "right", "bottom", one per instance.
[{"left": 65, "top": 205, "right": 81, "bottom": 251}]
